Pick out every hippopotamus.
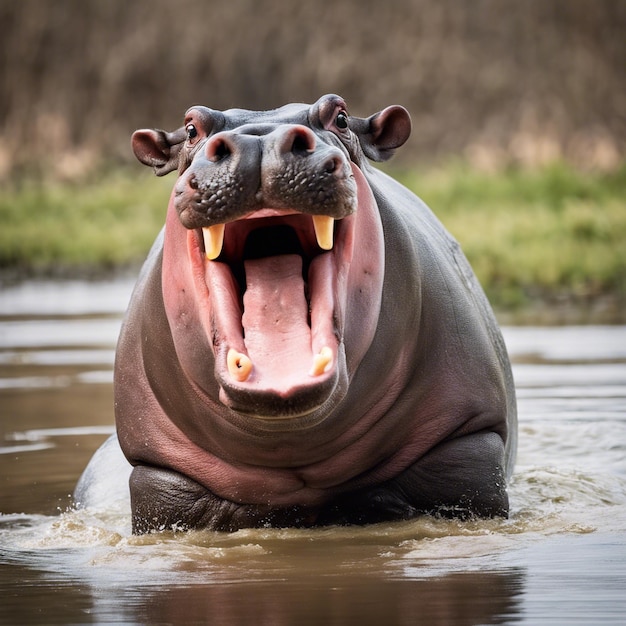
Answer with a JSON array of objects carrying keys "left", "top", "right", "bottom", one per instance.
[{"left": 75, "top": 94, "right": 517, "bottom": 533}]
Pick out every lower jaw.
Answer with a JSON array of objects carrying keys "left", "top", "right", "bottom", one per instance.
[{"left": 217, "top": 345, "right": 350, "bottom": 430}]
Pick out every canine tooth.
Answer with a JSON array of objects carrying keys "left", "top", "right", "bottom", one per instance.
[
  {"left": 312, "top": 215, "right": 334, "bottom": 250},
  {"left": 227, "top": 349, "right": 252, "bottom": 382},
  {"left": 202, "top": 224, "right": 225, "bottom": 260},
  {"left": 310, "top": 346, "right": 333, "bottom": 376}
]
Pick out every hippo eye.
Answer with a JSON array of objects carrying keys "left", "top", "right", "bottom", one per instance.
[
  {"left": 335, "top": 111, "right": 349, "bottom": 130},
  {"left": 186, "top": 124, "right": 198, "bottom": 140}
]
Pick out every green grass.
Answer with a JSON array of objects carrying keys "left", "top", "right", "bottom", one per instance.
[
  {"left": 394, "top": 162, "right": 626, "bottom": 310},
  {"left": 1, "top": 163, "right": 624, "bottom": 312},
  {"left": 0, "top": 171, "right": 172, "bottom": 274}
]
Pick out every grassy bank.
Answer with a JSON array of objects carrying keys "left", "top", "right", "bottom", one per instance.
[
  {"left": 1, "top": 163, "right": 624, "bottom": 317},
  {"left": 396, "top": 163, "right": 626, "bottom": 315},
  {"left": 0, "top": 172, "right": 172, "bottom": 276}
]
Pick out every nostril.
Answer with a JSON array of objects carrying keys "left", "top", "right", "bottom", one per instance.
[
  {"left": 282, "top": 126, "right": 316, "bottom": 156},
  {"left": 291, "top": 132, "right": 314, "bottom": 156},
  {"left": 206, "top": 135, "right": 233, "bottom": 162},
  {"left": 324, "top": 156, "right": 341, "bottom": 174}
]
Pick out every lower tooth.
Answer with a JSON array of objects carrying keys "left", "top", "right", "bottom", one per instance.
[
  {"left": 310, "top": 347, "right": 333, "bottom": 376},
  {"left": 227, "top": 349, "right": 252, "bottom": 382}
]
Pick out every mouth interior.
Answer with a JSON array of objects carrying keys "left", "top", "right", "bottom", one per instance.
[
  {"left": 199, "top": 212, "right": 338, "bottom": 392},
  {"left": 192, "top": 210, "right": 344, "bottom": 412},
  {"left": 237, "top": 224, "right": 309, "bottom": 295},
  {"left": 206, "top": 213, "right": 330, "bottom": 318}
]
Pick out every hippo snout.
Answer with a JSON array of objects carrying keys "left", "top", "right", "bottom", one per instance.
[{"left": 173, "top": 123, "right": 357, "bottom": 231}]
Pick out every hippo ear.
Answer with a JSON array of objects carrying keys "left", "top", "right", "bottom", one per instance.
[
  {"left": 131, "top": 127, "right": 186, "bottom": 176},
  {"left": 356, "top": 105, "right": 412, "bottom": 162}
]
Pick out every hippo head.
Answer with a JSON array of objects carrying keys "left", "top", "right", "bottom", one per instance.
[{"left": 131, "top": 94, "right": 411, "bottom": 426}]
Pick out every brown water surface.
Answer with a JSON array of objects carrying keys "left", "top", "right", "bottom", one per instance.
[{"left": 1, "top": 279, "right": 625, "bottom": 625}]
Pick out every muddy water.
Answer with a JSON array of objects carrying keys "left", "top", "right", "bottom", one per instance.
[{"left": 1, "top": 279, "right": 625, "bottom": 625}]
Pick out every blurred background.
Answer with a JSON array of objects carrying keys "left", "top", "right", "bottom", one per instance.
[
  {"left": 0, "top": 0, "right": 624, "bottom": 316},
  {"left": 1, "top": 0, "right": 624, "bottom": 178}
]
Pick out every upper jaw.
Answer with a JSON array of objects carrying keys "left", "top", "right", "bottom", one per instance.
[{"left": 201, "top": 210, "right": 338, "bottom": 261}]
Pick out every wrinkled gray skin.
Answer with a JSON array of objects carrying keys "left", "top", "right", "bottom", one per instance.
[{"left": 75, "top": 94, "right": 516, "bottom": 533}]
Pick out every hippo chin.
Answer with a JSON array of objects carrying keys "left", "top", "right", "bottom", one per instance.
[{"left": 75, "top": 94, "right": 517, "bottom": 533}]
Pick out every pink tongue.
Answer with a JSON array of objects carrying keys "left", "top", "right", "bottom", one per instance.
[{"left": 242, "top": 255, "right": 313, "bottom": 381}]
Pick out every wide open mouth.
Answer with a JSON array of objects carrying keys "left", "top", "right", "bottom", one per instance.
[{"left": 189, "top": 209, "right": 353, "bottom": 418}]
